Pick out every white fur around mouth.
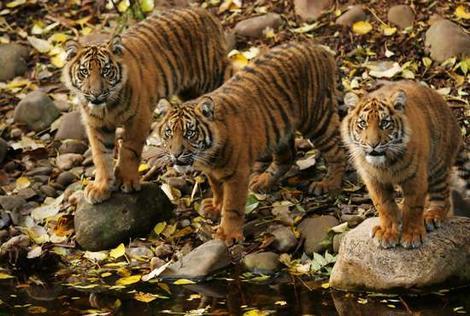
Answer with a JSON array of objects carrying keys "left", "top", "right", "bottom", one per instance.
[
  {"left": 365, "top": 154, "right": 386, "bottom": 166},
  {"left": 88, "top": 102, "right": 106, "bottom": 110},
  {"left": 173, "top": 164, "right": 193, "bottom": 174}
]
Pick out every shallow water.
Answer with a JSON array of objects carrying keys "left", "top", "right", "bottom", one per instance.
[{"left": 0, "top": 273, "right": 469, "bottom": 315}]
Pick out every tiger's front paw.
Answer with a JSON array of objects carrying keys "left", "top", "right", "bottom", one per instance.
[
  {"left": 400, "top": 223, "right": 426, "bottom": 249},
  {"left": 371, "top": 224, "right": 399, "bottom": 249},
  {"left": 84, "top": 181, "right": 112, "bottom": 204},
  {"left": 249, "top": 172, "right": 275, "bottom": 193},
  {"left": 309, "top": 179, "right": 341, "bottom": 195},
  {"left": 424, "top": 208, "right": 447, "bottom": 232},
  {"left": 199, "top": 198, "right": 222, "bottom": 219},
  {"left": 114, "top": 167, "right": 141, "bottom": 193},
  {"left": 214, "top": 225, "right": 244, "bottom": 246}
]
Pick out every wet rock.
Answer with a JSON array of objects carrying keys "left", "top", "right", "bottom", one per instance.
[
  {"left": 55, "top": 111, "right": 87, "bottom": 141},
  {"left": 0, "top": 211, "right": 11, "bottom": 229},
  {"left": 25, "top": 166, "right": 52, "bottom": 177},
  {"left": 59, "top": 140, "right": 88, "bottom": 155},
  {"left": 56, "top": 171, "right": 78, "bottom": 188},
  {"left": 32, "top": 175, "right": 50, "bottom": 184},
  {"left": 234, "top": 13, "right": 282, "bottom": 39},
  {"left": 298, "top": 215, "right": 339, "bottom": 254},
  {"left": 56, "top": 153, "right": 84, "bottom": 171},
  {"left": 0, "top": 43, "right": 29, "bottom": 82},
  {"left": 269, "top": 225, "right": 297, "bottom": 252},
  {"left": 0, "top": 195, "right": 26, "bottom": 211},
  {"left": 40, "top": 185, "right": 58, "bottom": 198},
  {"left": 14, "top": 91, "right": 60, "bottom": 132},
  {"left": 387, "top": 5, "right": 415, "bottom": 29},
  {"left": 17, "top": 188, "right": 37, "bottom": 200},
  {"left": 294, "top": 0, "right": 333, "bottom": 21},
  {"left": 162, "top": 240, "right": 230, "bottom": 279},
  {"left": 336, "top": 5, "right": 366, "bottom": 27},
  {"left": 243, "top": 252, "right": 281, "bottom": 274},
  {"left": 75, "top": 182, "right": 173, "bottom": 251},
  {"left": 332, "top": 232, "right": 345, "bottom": 253},
  {"left": 330, "top": 217, "right": 470, "bottom": 291},
  {"left": 425, "top": 19, "right": 470, "bottom": 62}
]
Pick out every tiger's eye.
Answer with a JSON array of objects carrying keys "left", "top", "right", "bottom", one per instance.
[
  {"left": 185, "top": 129, "right": 195, "bottom": 138},
  {"left": 79, "top": 67, "right": 88, "bottom": 76},
  {"left": 102, "top": 65, "right": 111, "bottom": 75},
  {"left": 380, "top": 118, "right": 391, "bottom": 129},
  {"left": 164, "top": 127, "right": 172, "bottom": 137},
  {"left": 357, "top": 119, "right": 367, "bottom": 129}
]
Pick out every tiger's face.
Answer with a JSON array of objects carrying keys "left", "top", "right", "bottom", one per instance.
[
  {"left": 63, "top": 36, "right": 127, "bottom": 110},
  {"left": 157, "top": 98, "right": 217, "bottom": 172},
  {"left": 341, "top": 90, "right": 410, "bottom": 166}
]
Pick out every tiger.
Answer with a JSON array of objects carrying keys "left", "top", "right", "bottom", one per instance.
[
  {"left": 62, "top": 8, "right": 232, "bottom": 204},
  {"left": 340, "top": 81, "right": 462, "bottom": 249},
  {"left": 157, "top": 41, "right": 346, "bottom": 243}
]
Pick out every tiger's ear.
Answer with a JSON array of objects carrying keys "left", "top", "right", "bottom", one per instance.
[
  {"left": 65, "top": 40, "right": 80, "bottom": 61},
  {"left": 392, "top": 90, "right": 406, "bottom": 112},
  {"left": 344, "top": 92, "right": 360, "bottom": 110},
  {"left": 196, "top": 97, "right": 215, "bottom": 120},
  {"left": 108, "top": 35, "right": 123, "bottom": 55},
  {"left": 156, "top": 98, "right": 173, "bottom": 116}
]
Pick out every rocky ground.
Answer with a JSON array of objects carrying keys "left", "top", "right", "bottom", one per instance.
[{"left": 0, "top": 0, "right": 469, "bottom": 314}]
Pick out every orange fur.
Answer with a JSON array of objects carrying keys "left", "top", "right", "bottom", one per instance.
[{"left": 341, "top": 81, "right": 462, "bottom": 248}]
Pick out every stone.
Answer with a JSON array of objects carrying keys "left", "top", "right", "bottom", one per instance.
[
  {"left": 0, "top": 195, "right": 26, "bottom": 211},
  {"left": 387, "top": 5, "right": 415, "bottom": 29},
  {"left": 242, "top": 252, "right": 281, "bottom": 274},
  {"left": 40, "top": 185, "right": 58, "bottom": 198},
  {"left": 234, "top": 13, "right": 282, "bottom": 39},
  {"left": 56, "top": 153, "right": 83, "bottom": 171},
  {"left": 75, "top": 182, "right": 173, "bottom": 251},
  {"left": 0, "top": 138, "right": 8, "bottom": 164},
  {"left": 332, "top": 232, "right": 345, "bottom": 253},
  {"left": 25, "top": 166, "right": 52, "bottom": 177},
  {"left": 269, "top": 225, "right": 297, "bottom": 252},
  {"left": 294, "top": 0, "right": 333, "bottom": 21},
  {"left": 298, "top": 215, "right": 339, "bottom": 254},
  {"left": 56, "top": 171, "right": 78, "bottom": 188},
  {"left": 329, "top": 217, "right": 470, "bottom": 291},
  {"left": 14, "top": 91, "right": 60, "bottom": 132},
  {"left": 425, "top": 19, "right": 470, "bottom": 62},
  {"left": 59, "top": 140, "right": 88, "bottom": 155},
  {"left": 336, "top": 5, "right": 366, "bottom": 27},
  {"left": 161, "top": 240, "right": 230, "bottom": 279},
  {"left": 55, "top": 111, "right": 87, "bottom": 141},
  {"left": 0, "top": 43, "right": 29, "bottom": 82}
]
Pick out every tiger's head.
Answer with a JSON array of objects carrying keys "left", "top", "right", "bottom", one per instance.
[
  {"left": 341, "top": 90, "right": 411, "bottom": 167},
  {"left": 62, "top": 36, "right": 127, "bottom": 110},
  {"left": 157, "top": 97, "right": 219, "bottom": 172}
]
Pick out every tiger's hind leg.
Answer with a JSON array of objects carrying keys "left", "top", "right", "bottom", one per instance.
[
  {"left": 308, "top": 112, "right": 346, "bottom": 195},
  {"left": 424, "top": 162, "right": 451, "bottom": 231},
  {"left": 249, "top": 137, "right": 296, "bottom": 194}
]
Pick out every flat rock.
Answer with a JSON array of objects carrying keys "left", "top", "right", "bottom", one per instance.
[
  {"left": 56, "top": 171, "right": 78, "bottom": 188},
  {"left": 243, "top": 252, "right": 281, "bottom": 274},
  {"left": 14, "top": 91, "right": 60, "bottom": 132},
  {"left": 298, "top": 215, "right": 339, "bottom": 254},
  {"left": 387, "top": 5, "right": 415, "bottom": 29},
  {"left": 75, "top": 183, "right": 173, "bottom": 251},
  {"left": 0, "top": 43, "right": 29, "bottom": 82},
  {"left": 330, "top": 217, "right": 470, "bottom": 291},
  {"left": 0, "top": 138, "right": 8, "bottom": 164},
  {"left": 294, "top": 0, "right": 333, "bottom": 21},
  {"left": 59, "top": 140, "right": 88, "bottom": 155},
  {"left": 55, "top": 111, "right": 87, "bottom": 141},
  {"left": 269, "top": 225, "right": 297, "bottom": 252},
  {"left": 0, "top": 195, "right": 27, "bottom": 211},
  {"left": 425, "top": 19, "right": 470, "bottom": 62},
  {"left": 161, "top": 240, "right": 230, "bottom": 279},
  {"left": 336, "top": 5, "right": 366, "bottom": 27},
  {"left": 234, "top": 13, "right": 282, "bottom": 39},
  {"left": 56, "top": 153, "right": 83, "bottom": 171}
]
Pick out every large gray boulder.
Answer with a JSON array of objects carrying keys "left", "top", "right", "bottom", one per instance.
[
  {"left": 75, "top": 183, "right": 173, "bottom": 251},
  {"left": 161, "top": 240, "right": 231, "bottom": 280},
  {"left": 0, "top": 43, "right": 29, "bottom": 82},
  {"left": 330, "top": 217, "right": 470, "bottom": 291},
  {"left": 425, "top": 18, "right": 470, "bottom": 62},
  {"left": 387, "top": 5, "right": 415, "bottom": 29},
  {"left": 55, "top": 111, "right": 87, "bottom": 141},
  {"left": 14, "top": 91, "right": 60, "bottom": 132}
]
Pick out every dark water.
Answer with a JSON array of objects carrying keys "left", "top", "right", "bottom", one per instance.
[{"left": 0, "top": 274, "right": 469, "bottom": 315}]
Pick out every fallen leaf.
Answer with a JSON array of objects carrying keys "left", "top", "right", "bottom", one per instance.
[
  {"left": 16, "top": 176, "right": 31, "bottom": 190},
  {"left": 0, "top": 272, "right": 14, "bottom": 279},
  {"left": 296, "top": 155, "right": 316, "bottom": 170},
  {"left": 27, "top": 246, "right": 43, "bottom": 259},
  {"left": 366, "top": 61, "right": 402, "bottom": 78},
  {"left": 153, "top": 222, "right": 167, "bottom": 235},
  {"left": 116, "top": 275, "right": 141, "bottom": 286},
  {"left": 139, "top": 0, "right": 154, "bottom": 12},
  {"left": 382, "top": 25, "right": 396, "bottom": 36},
  {"left": 134, "top": 291, "right": 167, "bottom": 303},
  {"left": 173, "top": 278, "right": 195, "bottom": 285},
  {"left": 83, "top": 251, "right": 108, "bottom": 261},
  {"left": 352, "top": 21, "right": 372, "bottom": 35},
  {"left": 31, "top": 194, "right": 64, "bottom": 221},
  {"left": 27, "top": 36, "right": 51, "bottom": 53},
  {"left": 27, "top": 306, "right": 48, "bottom": 314},
  {"left": 455, "top": 5, "right": 470, "bottom": 19},
  {"left": 110, "top": 243, "right": 126, "bottom": 259},
  {"left": 141, "top": 260, "right": 172, "bottom": 282},
  {"left": 6, "top": 0, "right": 26, "bottom": 8}
]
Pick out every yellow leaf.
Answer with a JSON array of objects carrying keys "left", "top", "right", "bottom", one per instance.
[
  {"left": 158, "top": 282, "right": 171, "bottom": 294},
  {"left": 133, "top": 291, "right": 166, "bottom": 303},
  {"left": 382, "top": 26, "right": 396, "bottom": 36},
  {"left": 138, "top": 163, "right": 149, "bottom": 173},
  {"left": 50, "top": 51, "right": 66, "bottom": 68},
  {"left": 321, "top": 282, "right": 330, "bottom": 289},
  {"left": 115, "top": 275, "right": 141, "bottom": 286},
  {"left": 455, "top": 5, "right": 470, "bottom": 19},
  {"left": 243, "top": 310, "right": 270, "bottom": 316},
  {"left": 118, "top": 0, "right": 130, "bottom": 12},
  {"left": 228, "top": 50, "right": 249, "bottom": 71},
  {"left": 153, "top": 222, "right": 167, "bottom": 235},
  {"left": 16, "top": 176, "right": 31, "bottom": 190},
  {"left": 31, "top": 21, "right": 45, "bottom": 35},
  {"left": 80, "top": 27, "right": 93, "bottom": 36},
  {"left": 0, "top": 272, "right": 14, "bottom": 279},
  {"left": 110, "top": 243, "right": 126, "bottom": 259},
  {"left": 6, "top": 0, "right": 26, "bottom": 8},
  {"left": 275, "top": 300, "right": 287, "bottom": 306},
  {"left": 139, "top": 0, "right": 154, "bottom": 12},
  {"left": 101, "top": 272, "right": 112, "bottom": 278},
  {"left": 161, "top": 223, "right": 177, "bottom": 238},
  {"left": 27, "top": 306, "right": 48, "bottom": 314},
  {"left": 173, "top": 278, "right": 195, "bottom": 285},
  {"left": 422, "top": 57, "right": 432, "bottom": 68},
  {"left": 352, "top": 21, "right": 373, "bottom": 35},
  {"left": 48, "top": 33, "right": 68, "bottom": 43},
  {"left": 27, "top": 36, "right": 51, "bottom": 53}
]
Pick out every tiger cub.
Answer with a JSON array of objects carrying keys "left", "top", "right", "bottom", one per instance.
[
  {"left": 157, "top": 41, "right": 346, "bottom": 243},
  {"left": 63, "top": 8, "right": 232, "bottom": 204},
  {"left": 341, "top": 81, "right": 462, "bottom": 249}
]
